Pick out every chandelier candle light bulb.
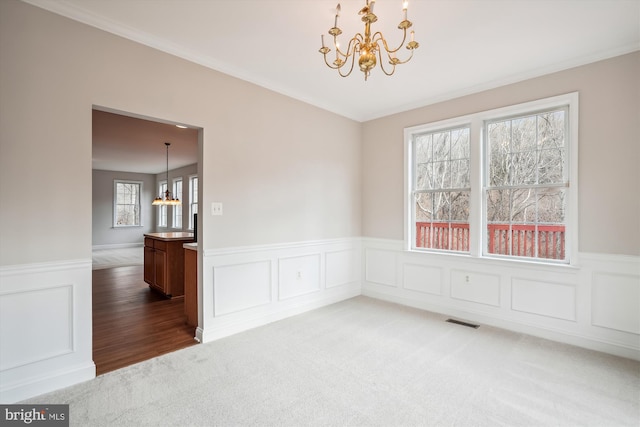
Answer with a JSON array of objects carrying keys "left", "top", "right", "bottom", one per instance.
[{"left": 319, "top": 0, "right": 419, "bottom": 80}]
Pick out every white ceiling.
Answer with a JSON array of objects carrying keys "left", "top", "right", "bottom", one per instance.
[
  {"left": 92, "top": 109, "right": 199, "bottom": 174},
  {"left": 24, "top": 0, "right": 640, "bottom": 123}
]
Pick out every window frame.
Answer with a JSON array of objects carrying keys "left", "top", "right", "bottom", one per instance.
[
  {"left": 172, "top": 177, "right": 183, "bottom": 229},
  {"left": 405, "top": 92, "right": 579, "bottom": 265},
  {"left": 188, "top": 175, "right": 198, "bottom": 230},
  {"left": 411, "top": 124, "right": 472, "bottom": 254},
  {"left": 157, "top": 180, "right": 168, "bottom": 228},
  {"left": 113, "top": 180, "right": 143, "bottom": 228}
]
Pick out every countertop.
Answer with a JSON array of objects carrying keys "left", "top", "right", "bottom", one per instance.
[
  {"left": 144, "top": 232, "right": 194, "bottom": 241},
  {"left": 183, "top": 242, "right": 197, "bottom": 251}
]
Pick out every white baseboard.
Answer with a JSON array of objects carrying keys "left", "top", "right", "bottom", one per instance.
[
  {"left": 1, "top": 362, "right": 95, "bottom": 404},
  {"left": 92, "top": 243, "right": 143, "bottom": 251},
  {"left": 200, "top": 286, "right": 361, "bottom": 343}
]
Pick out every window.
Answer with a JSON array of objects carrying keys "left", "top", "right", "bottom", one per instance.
[
  {"left": 406, "top": 93, "right": 577, "bottom": 264},
  {"left": 114, "top": 180, "right": 142, "bottom": 227},
  {"left": 188, "top": 175, "right": 198, "bottom": 230},
  {"left": 158, "top": 181, "right": 167, "bottom": 227},
  {"left": 485, "top": 108, "right": 568, "bottom": 260},
  {"left": 413, "top": 126, "right": 470, "bottom": 252},
  {"left": 172, "top": 178, "right": 183, "bottom": 228}
]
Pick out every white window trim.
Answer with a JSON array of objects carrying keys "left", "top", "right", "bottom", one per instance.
[
  {"left": 113, "top": 179, "right": 143, "bottom": 228},
  {"left": 157, "top": 180, "right": 168, "bottom": 228},
  {"left": 404, "top": 92, "right": 579, "bottom": 266},
  {"left": 188, "top": 174, "right": 198, "bottom": 230},
  {"left": 172, "top": 177, "right": 183, "bottom": 229}
]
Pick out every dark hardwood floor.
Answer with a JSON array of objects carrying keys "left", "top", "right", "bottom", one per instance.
[{"left": 92, "top": 265, "right": 197, "bottom": 376}]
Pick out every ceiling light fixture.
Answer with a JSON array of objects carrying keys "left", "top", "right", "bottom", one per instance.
[
  {"left": 319, "top": 0, "right": 419, "bottom": 81},
  {"left": 152, "top": 142, "right": 181, "bottom": 206}
]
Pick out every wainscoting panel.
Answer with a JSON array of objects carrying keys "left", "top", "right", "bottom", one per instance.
[
  {"left": 450, "top": 270, "right": 500, "bottom": 307},
  {"left": 213, "top": 261, "right": 272, "bottom": 316},
  {"left": 201, "top": 239, "right": 362, "bottom": 343},
  {"left": 0, "top": 285, "right": 73, "bottom": 370},
  {"left": 592, "top": 272, "right": 640, "bottom": 334},
  {"left": 326, "top": 249, "right": 358, "bottom": 289},
  {"left": 364, "top": 248, "right": 397, "bottom": 287},
  {"left": 0, "top": 260, "right": 94, "bottom": 403},
  {"left": 403, "top": 264, "right": 442, "bottom": 296},
  {"left": 512, "top": 278, "right": 576, "bottom": 321},
  {"left": 362, "top": 239, "right": 640, "bottom": 361},
  {"left": 278, "top": 254, "right": 321, "bottom": 300}
]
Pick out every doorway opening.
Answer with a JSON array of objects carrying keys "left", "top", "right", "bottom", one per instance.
[{"left": 91, "top": 106, "right": 202, "bottom": 375}]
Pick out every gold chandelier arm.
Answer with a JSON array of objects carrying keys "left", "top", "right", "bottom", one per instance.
[
  {"left": 372, "top": 29, "right": 407, "bottom": 55},
  {"left": 337, "top": 43, "right": 358, "bottom": 77},
  {"left": 321, "top": 51, "right": 342, "bottom": 70},
  {"left": 377, "top": 44, "right": 397, "bottom": 76},
  {"left": 391, "top": 48, "right": 415, "bottom": 65},
  {"left": 335, "top": 34, "right": 362, "bottom": 58}
]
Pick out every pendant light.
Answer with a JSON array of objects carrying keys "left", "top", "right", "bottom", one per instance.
[{"left": 152, "top": 142, "right": 181, "bottom": 206}]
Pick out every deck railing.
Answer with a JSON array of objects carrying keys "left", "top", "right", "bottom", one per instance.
[
  {"left": 415, "top": 222, "right": 469, "bottom": 252},
  {"left": 416, "top": 222, "right": 566, "bottom": 260}
]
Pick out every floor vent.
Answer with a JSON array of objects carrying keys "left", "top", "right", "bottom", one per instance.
[{"left": 446, "top": 318, "right": 480, "bottom": 329}]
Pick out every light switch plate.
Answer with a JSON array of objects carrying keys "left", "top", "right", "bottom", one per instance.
[{"left": 211, "top": 202, "right": 223, "bottom": 216}]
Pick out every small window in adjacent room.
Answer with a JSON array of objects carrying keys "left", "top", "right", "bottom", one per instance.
[
  {"left": 114, "top": 180, "right": 142, "bottom": 227},
  {"left": 158, "top": 181, "right": 168, "bottom": 227},
  {"left": 172, "top": 178, "right": 183, "bottom": 228},
  {"left": 188, "top": 175, "right": 198, "bottom": 230}
]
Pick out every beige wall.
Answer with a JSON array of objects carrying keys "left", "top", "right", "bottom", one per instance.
[
  {"left": 362, "top": 52, "right": 640, "bottom": 256},
  {"left": 0, "top": 1, "right": 362, "bottom": 266},
  {"left": 92, "top": 170, "right": 156, "bottom": 246},
  {"left": 1, "top": 0, "right": 637, "bottom": 266}
]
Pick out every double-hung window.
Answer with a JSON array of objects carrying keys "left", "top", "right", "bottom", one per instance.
[
  {"left": 188, "top": 175, "right": 198, "bottom": 230},
  {"left": 485, "top": 108, "right": 568, "bottom": 260},
  {"left": 172, "top": 178, "right": 183, "bottom": 228},
  {"left": 407, "top": 93, "right": 577, "bottom": 264},
  {"left": 114, "top": 180, "right": 142, "bottom": 227},
  {"left": 413, "top": 126, "right": 470, "bottom": 252},
  {"left": 158, "top": 181, "right": 168, "bottom": 227}
]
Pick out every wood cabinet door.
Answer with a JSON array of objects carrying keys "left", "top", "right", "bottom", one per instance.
[
  {"left": 154, "top": 249, "right": 168, "bottom": 294},
  {"left": 143, "top": 246, "right": 155, "bottom": 285}
]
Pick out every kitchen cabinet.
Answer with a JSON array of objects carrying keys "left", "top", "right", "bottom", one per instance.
[{"left": 143, "top": 232, "right": 194, "bottom": 298}]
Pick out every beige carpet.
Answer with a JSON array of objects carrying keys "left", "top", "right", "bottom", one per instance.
[{"left": 24, "top": 296, "right": 640, "bottom": 426}]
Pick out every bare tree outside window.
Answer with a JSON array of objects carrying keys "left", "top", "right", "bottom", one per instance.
[
  {"left": 408, "top": 94, "right": 575, "bottom": 264},
  {"left": 414, "top": 126, "right": 470, "bottom": 251},
  {"left": 486, "top": 108, "right": 567, "bottom": 260},
  {"left": 114, "top": 181, "right": 141, "bottom": 227}
]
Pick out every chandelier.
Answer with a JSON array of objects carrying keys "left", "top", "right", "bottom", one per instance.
[
  {"left": 318, "top": 0, "right": 419, "bottom": 80},
  {"left": 152, "top": 142, "right": 181, "bottom": 206}
]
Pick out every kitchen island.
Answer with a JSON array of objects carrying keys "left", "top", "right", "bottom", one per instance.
[{"left": 144, "top": 232, "right": 194, "bottom": 298}]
